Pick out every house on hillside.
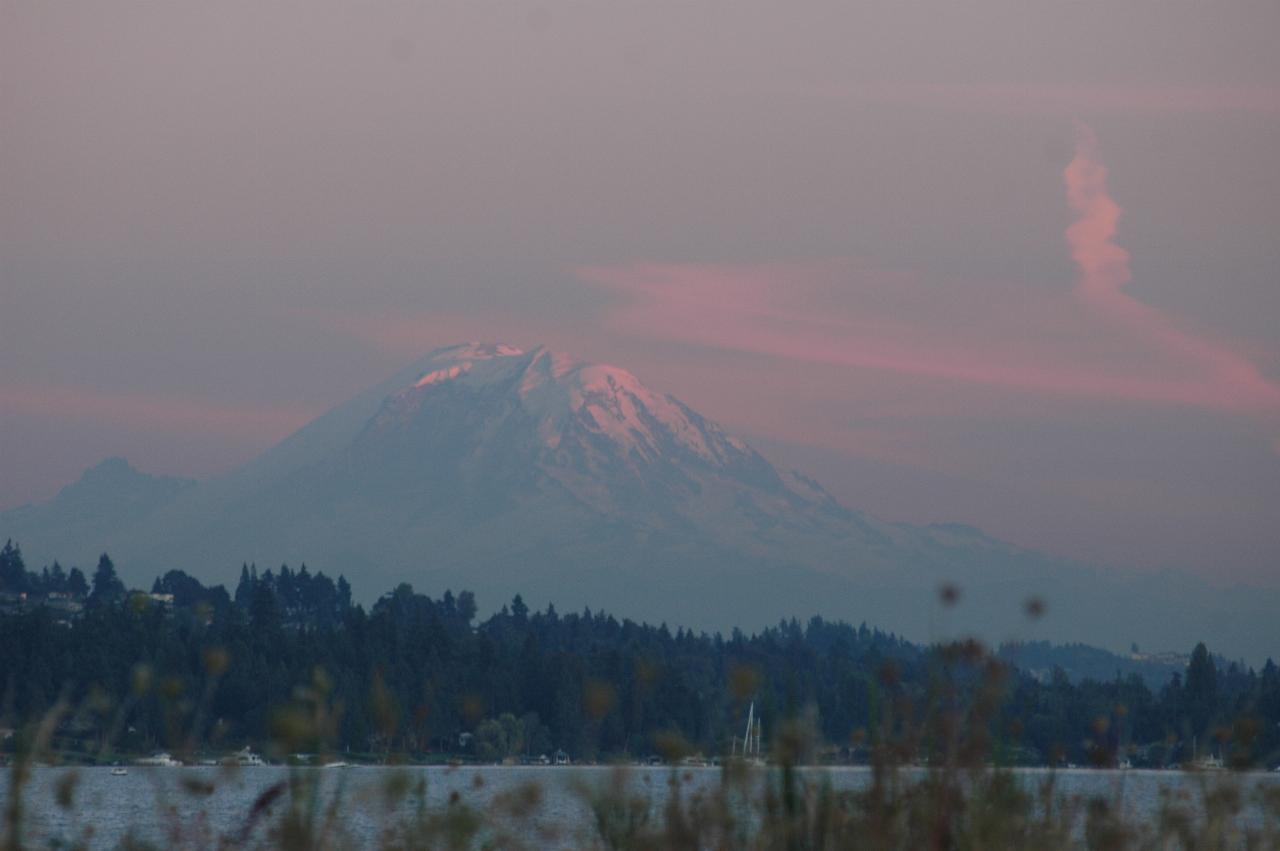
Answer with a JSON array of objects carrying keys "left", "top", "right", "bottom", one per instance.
[
  {"left": 43, "top": 592, "right": 84, "bottom": 625},
  {"left": 0, "top": 591, "right": 27, "bottom": 616}
]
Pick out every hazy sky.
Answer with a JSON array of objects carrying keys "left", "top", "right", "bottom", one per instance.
[{"left": 3, "top": 1, "right": 1279, "bottom": 584}]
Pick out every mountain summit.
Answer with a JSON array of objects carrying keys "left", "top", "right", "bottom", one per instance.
[
  {"left": 373, "top": 342, "right": 778, "bottom": 495},
  {"left": 217, "top": 342, "right": 871, "bottom": 593},
  {"left": 3, "top": 344, "right": 1276, "bottom": 660}
]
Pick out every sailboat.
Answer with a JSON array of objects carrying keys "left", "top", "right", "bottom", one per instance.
[
  {"left": 1187, "top": 736, "right": 1224, "bottom": 771},
  {"left": 732, "top": 701, "right": 765, "bottom": 765}
]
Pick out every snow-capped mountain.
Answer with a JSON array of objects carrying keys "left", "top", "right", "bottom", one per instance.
[{"left": 3, "top": 343, "right": 1276, "bottom": 661}]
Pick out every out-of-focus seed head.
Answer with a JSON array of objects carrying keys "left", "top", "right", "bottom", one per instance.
[
  {"left": 1025, "top": 597, "right": 1047, "bottom": 620},
  {"left": 55, "top": 771, "right": 78, "bottom": 809},
  {"left": 728, "top": 664, "right": 762, "bottom": 701},
  {"left": 583, "top": 680, "right": 618, "bottom": 720},
  {"left": 654, "top": 730, "right": 691, "bottom": 762},
  {"left": 460, "top": 693, "right": 485, "bottom": 727},
  {"left": 131, "top": 663, "right": 153, "bottom": 696},
  {"left": 203, "top": 647, "right": 230, "bottom": 677}
]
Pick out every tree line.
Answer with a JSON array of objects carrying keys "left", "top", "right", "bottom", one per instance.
[{"left": 0, "top": 540, "right": 1277, "bottom": 768}]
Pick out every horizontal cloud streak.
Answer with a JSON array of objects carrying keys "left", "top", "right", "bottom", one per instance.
[
  {"left": 577, "top": 133, "right": 1280, "bottom": 416},
  {"left": 0, "top": 385, "right": 316, "bottom": 439},
  {"left": 580, "top": 262, "right": 1278, "bottom": 413}
]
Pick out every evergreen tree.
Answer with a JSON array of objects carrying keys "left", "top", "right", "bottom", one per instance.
[
  {"left": 88, "top": 553, "right": 126, "bottom": 606},
  {"left": 1185, "top": 642, "right": 1218, "bottom": 742},
  {"left": 234, "top": 564, "right": 254, "bottom": 607},
  {"left": 48, "top": 561, "right": 67, "bottom": 593},
  {"left": 250, "top": 575, "right": 282, "bottom": 631},
  {"left": 65, "top": 563, "right": 88, "bottom": 596},
  {"left": 511, "top": 594, "right": 529, "bottom": 622},
  {"left": 66, "top": 567, "right": 89, "bottom": 597},
  {"left": 0, "top": 540, "right": 28, "bottom": 592}
]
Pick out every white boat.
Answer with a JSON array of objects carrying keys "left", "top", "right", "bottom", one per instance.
[
  {"left": 136, "top": 752, "right": 181, "bottom": 767},
  {"left": 320, "top": 761, "right": 350, "bottom": 769},
  {"left": 1187, "top": 737, "right": 1224, "bottom": 771},
  {"left": 232, "top": 747, "right": 265, "bottom": 766},
  {"left": 110, "top": 766, "right": 128, "bottom": 776}
]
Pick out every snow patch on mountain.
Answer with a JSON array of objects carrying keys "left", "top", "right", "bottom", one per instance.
[
  {"left": 415, "top": 363, "right": 472, "bottom": 388},
  {"left": 391, "top": 344, "right": 757, "bottom": 471}
]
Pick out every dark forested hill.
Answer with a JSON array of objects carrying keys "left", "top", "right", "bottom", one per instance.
[
  {"left": 2, "top": 546, "right": 1277, "bottom": 770},
  {"left": 996, "top": 641, "right": 1205, "bottom": 690}
]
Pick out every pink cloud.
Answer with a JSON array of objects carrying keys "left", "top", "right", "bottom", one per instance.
[
  {"left": 283, "top": 138, "right": 1280, "bottom": 471},
  {"left": 580, "top": 263, "right": 1279, "bottom": 413},
  {"left": 575, "top": 130, "right": 1280, "bottom": 416}
]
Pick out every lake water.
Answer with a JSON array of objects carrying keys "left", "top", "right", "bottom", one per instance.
[{"left": 3, "top": 764, "right": 1277, "bottom": 848}]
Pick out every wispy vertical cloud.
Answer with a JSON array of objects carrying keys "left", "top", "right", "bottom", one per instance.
[
  {"left": 1064, "top": 125, "right": 1280, "bottom": 412},
  {"left": 1064, "top": 124, "right": 1132, "bottom": 308}
]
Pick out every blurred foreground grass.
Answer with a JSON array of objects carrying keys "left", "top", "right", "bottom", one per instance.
[
  {"left": 4, "top": 656, "right": 1279, "bottom": 851},
  {"left": 5, "top": 740, "right": 1280, "bottom": 849}
]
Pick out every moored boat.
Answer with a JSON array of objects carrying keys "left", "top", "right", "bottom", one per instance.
[
  {"left": 135, "top": 752, "right": 181, "bottom": 767},
  {"left": 232, "top": 746, "right": 265, "bottom": 766}
]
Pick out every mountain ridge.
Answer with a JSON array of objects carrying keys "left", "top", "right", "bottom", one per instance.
[{"left": 2, "top": 343, "right": 1276, "bottom": 662}]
